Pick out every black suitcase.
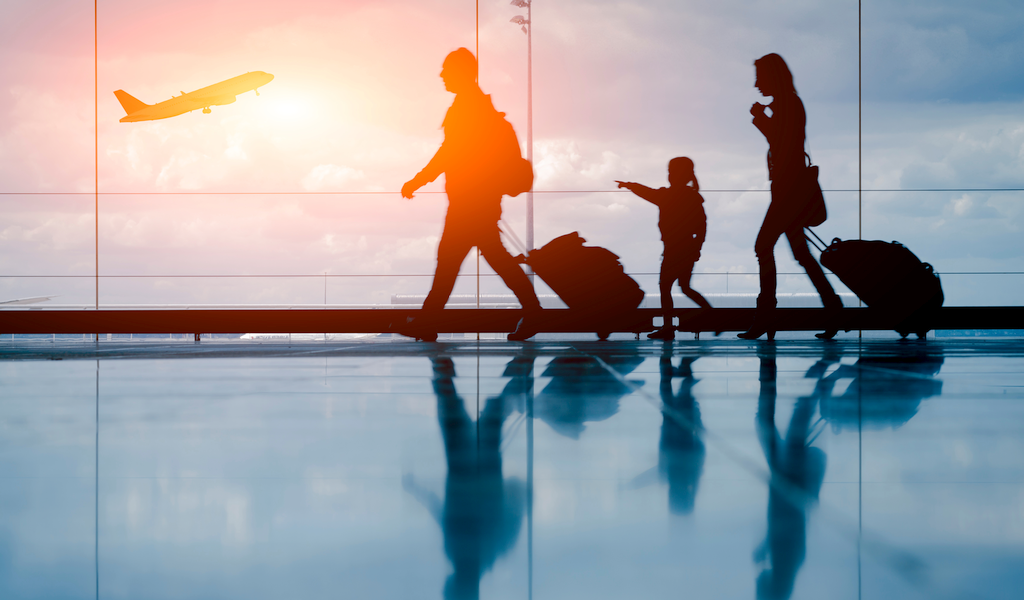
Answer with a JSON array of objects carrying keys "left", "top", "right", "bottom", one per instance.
[
  {"left": 527, "top": 232, "right": 645, "bottom": 337},
  {"left": 812, "top": 233, "right": 943, "bottom": 338}
]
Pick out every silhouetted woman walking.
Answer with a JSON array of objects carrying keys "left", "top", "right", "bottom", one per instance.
[{"left": 739, "top": 54, "right": 842, "bottom": 340}]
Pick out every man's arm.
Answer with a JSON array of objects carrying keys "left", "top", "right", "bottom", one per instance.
[
  {"left": 403, "top": 101, "right": 459, "bottom": 198},
  {"left": 402, "top": 145, "right": 448, "bottom": 199}
]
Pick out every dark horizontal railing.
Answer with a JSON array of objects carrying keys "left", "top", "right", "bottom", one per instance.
[
  {"left": 3, "top": 188, "right": 1024, "bottom": 195},
  {"left": 3, "top": 307, "right": 1024, "bottom": 337},
  {"left": 2, "top": 272, "right": 1022, "bottom": 279}
]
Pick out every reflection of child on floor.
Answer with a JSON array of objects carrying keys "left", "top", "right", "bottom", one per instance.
[{"left": 617, "top": 157, "right": 711, "bottom": 340}]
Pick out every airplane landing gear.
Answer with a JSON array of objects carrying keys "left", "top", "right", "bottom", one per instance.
[{"left": 202, "top": 107, "right": 211, "bottom": 114}]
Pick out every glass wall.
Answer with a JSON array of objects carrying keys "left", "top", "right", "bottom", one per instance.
[{"left": 1, "top": 1, "right": 1021, "bottom": 308}]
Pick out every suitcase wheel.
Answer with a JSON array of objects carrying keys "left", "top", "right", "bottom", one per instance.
[{"left": 596, "top": 331, "right": 610, "bottom": 341}]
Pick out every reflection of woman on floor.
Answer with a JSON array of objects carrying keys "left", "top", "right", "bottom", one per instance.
[
  {"left": 403, "top": 356, "right": 527, "bottom": 600},
  {"left": 739, "top": 53, "right": 842, "bottom": 341},
  {"left": 753, "top": 348, "right": 827, "bottom": 600}
]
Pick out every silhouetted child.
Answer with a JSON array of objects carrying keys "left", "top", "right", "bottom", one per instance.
[{"left": 616, "top": 157, "right": 711, "bottom": 340}]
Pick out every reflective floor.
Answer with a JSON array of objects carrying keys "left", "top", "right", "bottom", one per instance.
[{"left": 1, "top": 338, "right": 1023, "bottom": 599}]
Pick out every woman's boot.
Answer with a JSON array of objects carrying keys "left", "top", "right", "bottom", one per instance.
[
  {"left": 815, "top": 295, "right": 844, "bottom": 340},
  {"left": 738, "top": 299, "right": 776, "bottom": 340}
]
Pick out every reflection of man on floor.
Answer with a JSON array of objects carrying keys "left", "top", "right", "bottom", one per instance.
[
  {"left": 402, "top": 48, "right": 541, "bottom": 341},
  {"left": 403, "top": 356, "right": 528, "bottom": 600},
  {"left": 753, "top": 348, "right": 827, "bottom": 600}
]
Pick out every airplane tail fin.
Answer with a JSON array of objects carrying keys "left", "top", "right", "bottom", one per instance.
[{"left": 113, "top": 90, "right": 148, "bottom": 115}]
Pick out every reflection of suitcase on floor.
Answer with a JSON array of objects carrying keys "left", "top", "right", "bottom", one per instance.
[
  {"left": 809, "top": 231, "right": 943, "bottom": 338},
  {"left": 527, "top": 232, "right": 645, "bottom": 337}
]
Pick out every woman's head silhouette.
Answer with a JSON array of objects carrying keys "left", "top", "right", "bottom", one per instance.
[{"left": 754, "top": 53, "right": 796, "bottom": 97}]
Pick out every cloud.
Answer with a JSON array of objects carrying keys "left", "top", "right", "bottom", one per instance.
[
  {"left": 863, "top": 1, "right": 1024, "bottom": 102},
  {"left": 301, "top": 164, "right": 365, "bottom": 191}
]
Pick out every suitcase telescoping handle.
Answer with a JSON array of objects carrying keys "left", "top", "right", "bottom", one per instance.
[
  {"left": 805, "top": 227, "right": 828, "bottom": 253},
  {"left": 498, "top": 219, "right": 529, "bottom": 264}
]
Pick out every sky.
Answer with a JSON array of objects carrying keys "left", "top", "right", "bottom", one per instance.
[{"left": 1, "top": 0, "right": 1023, "bottom": 307}]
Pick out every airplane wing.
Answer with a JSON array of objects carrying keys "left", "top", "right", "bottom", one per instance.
[{"left": 191, "top": 93, "right": 237, "bottom": 106}]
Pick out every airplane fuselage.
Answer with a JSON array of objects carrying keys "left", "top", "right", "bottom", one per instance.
[{"left": 117, "top": 71, "right": 274, "bottom": 122}]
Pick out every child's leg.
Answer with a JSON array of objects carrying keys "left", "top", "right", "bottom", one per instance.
[
  {"left": 648, "top": 260, "right": 678, "bottom": 339},
  {"left": 678, "top": 264, "right": 712, "bottom": 309},
  {"left": 659, "top": 265, "right": 676, "bottom": 329}
]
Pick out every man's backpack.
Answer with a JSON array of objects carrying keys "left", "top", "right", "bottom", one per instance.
[{"left": 489, "top": 111, "right": 534, "bottom": 197}]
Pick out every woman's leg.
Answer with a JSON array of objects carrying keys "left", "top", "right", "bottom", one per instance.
[
  {"left": 740, "top": 192, "right": 790, "bottom": 339},
  {"left": 785, "top": 226, "right": 842, "bottom": 339},
  {"left": 785, "top": 227, "right": 841, "bottom": 308},
  {"left": 753, "top": 203, "right": 788, "bottom": 311}
]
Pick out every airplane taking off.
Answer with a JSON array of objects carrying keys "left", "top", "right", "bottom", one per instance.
[{"left": 114, "top": 71, "right": 274, "bottom": 122}]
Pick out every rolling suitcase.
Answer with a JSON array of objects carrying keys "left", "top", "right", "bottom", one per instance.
[
  {"left": 808, "top": 229, "right": 943, "bottom": 338},
  {"left": 525, "top": 232, "right": 645, "bottom": 339}
]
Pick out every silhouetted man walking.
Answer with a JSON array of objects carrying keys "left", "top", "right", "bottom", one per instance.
[
  {"left": 403, "top": 356, "right": 528, "bottom": 600},
  {"left": 402, "top": 48, "right": 541, "bottom": 342}
]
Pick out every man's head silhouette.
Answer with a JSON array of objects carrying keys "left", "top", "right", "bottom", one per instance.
[{"left": 441, "top": 48, "right": 478, "bottom": 93}]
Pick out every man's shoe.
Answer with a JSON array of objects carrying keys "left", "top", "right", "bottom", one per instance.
[
  {"left": 400, "top": 316, "right": 437, "bottom": 342},
  {"left": 508, "top": 316, "right": 540, "bottom": 341}
]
